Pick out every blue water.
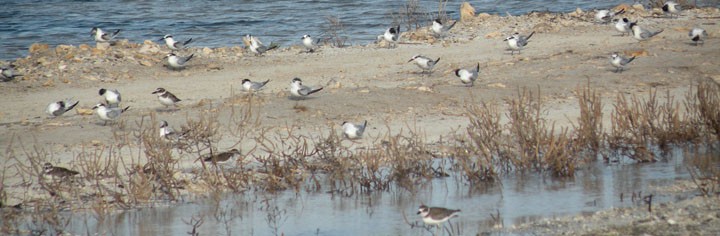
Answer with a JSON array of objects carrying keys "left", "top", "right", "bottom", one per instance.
[{"left": 0, "top": 0, "right": 634, "bottom": 60}]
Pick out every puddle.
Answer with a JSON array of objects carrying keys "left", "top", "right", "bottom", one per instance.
[{"left": 51, "top": 149, "right": 704, "bottom": 235}]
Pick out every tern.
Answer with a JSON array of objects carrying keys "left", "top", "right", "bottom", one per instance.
[
  {"left": 301, "top": 34, "right": 320, "bottom": 52},
  {"left": 165, "top": 52, "right": 194, "bottom": 70},
  {"left": 431, "top": 18, "right": 457, "bottom": 37},
  {"left": 613, "top": 18, "right": 634, "bottom": 36},
  {"left": 242, "top": 79, "right": 270, "bottom": 92},
  {"left": 377, "top": 25, "right": 400, "bottom": 48},
  {"left": 98, "top": 88, "right": 121, "bottom": 108},
  {"left": 90, "top": 27, "right": 120, "bottom": 43},
  {"left": 610, "top": 52, "right": 636, "bottom": 73},
  {"left": 246, "top": 34, "right": 279, "bottom": 55},
  {"left": 92, "top": 103, "right": 130, "bottom": 125},
  {"left": 663, "top": 1, "right": 682, "bottom": 18},
  {"left": 159, "top": 34, "right": 193, "bottom": 50},
  {"left": 408, "top": 55, "right": 441, "bottom": 74},
  {"left": 454, "top": 62, "right": 480, "bottom": 87},
  {"left": 595, "top": 9, "right": 625, "bottom": 24},
  {"left": 289, "top": 77, "right": 323, "bottom": 99},
  {"left": 504, "top": 31, "right": 535, "bottom": 55},
  {"left": 689, "top": 27, "right": 707, "bottom": 46},
  {"left": 630, "top": 22, "right": 663, "bottom": 41},
  {"left": 46, "top": 100, "right": 79, "bottom": 118},
  {"left": 342, "top": 120, "right": 368, "bottom": 139},
  {"left": 0, "top": 65, "right": 23, "bottom": 82}
]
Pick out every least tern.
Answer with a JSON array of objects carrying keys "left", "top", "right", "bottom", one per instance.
[
  {"left": 613, "top": 18, "right": 634, "bottom": 36},
  {"left": 165, "top": 52, "right": 194, "bottom": 70},
  {"left": 610, "top": 52, "right": 636, "bottom": 73},
  {"left": 689, "top": 27, "right": 707, "bottom": 46},
  {"left": 98, "top": 88, "right": 121, "bottom": 108},
  {"left": 92, "top": 103, "right": 130, "bottom": 125},
  {"left": 0, "top": 65, "right": 22, "bottom": 82},
  {"left": 46, "top": 100, "right": 79, "bottom": 117},
  {"left": 408, "top": 55, "right": 441, "bottom": 74},
  {"left": 90, "top": 27, "right": 120, "bottom": 43},
  {"left": 630, "top": 23, "right": 663, "bottom": 41},
  {"left": 289, "top": 77, "right": 323, "bottom": 98},
  {"left": 454, "top": 62, "right": 480, "bottom": 87},
  {"left": 247, "top": 34, "right": 278, "bottom": 55},
  {"left": 663, "top": 1, "right": 682, "bottom": 18},
  {"left": 431, "top": 18, "right": 457, "bottom": 37},
  {"left": 159, "top": 34, "right": 193, "bottom": 50},
  {"left": 242, "top": 79, "right": 270, "bottom": 92},
  {"left": 504, "top": 31, "right": 535, "bottom": 55},
  {"left": 342, "top": 120, "right": 368, "bottom": 139},
  {"left": 301, "top": 34, "right": 320, "bottom": 52},
  {"left": 377, "top": 25, "right": 400, "bottom": 48},
  {"left": 595, "top": 9, "right": 625, "bottom": 24}
]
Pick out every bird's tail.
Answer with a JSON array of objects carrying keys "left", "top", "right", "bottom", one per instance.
[
  {"left": 183, "top": 38, "right": 193, "bottom": 46},
  {"left": 525, "top": 31, "right": 536, "bottom": 40},
  {"left": 65, "top": 101, "right": 79, "bottom": 112},
  {"left": 261, "top": 79, "right": 271, "bottom": 86},
  {"left": 650, "top": 29, "right": 664, "bottom": 37},
  {"left": 111, "top": 29, "right": 121, "bottom": 37},
  {"left": 446, "top": 21, "right": 458, "bottom": 31},
  {"left": 308, "top": 87, "right": 324, "bottom": 95},
  {"left": 615, "top": 8, "right": 625, "bottom": 16},
  {"left": 186, "top": 54, "right": 195, "bottom": 62},
  {"left": 626, "top": 56, "right": 636, "bottom": 64},
  {"left": 434, "top": 57, "right": 441, "bottom": 65},
  {"left": 267, "top": 42, "right": 280, "bottom": 51},
  {"left": 122, "top": 106, "right": 131, "bottom": 112},
  {"left": 475, "top": 62, "right": 480, "bottom": 72}
]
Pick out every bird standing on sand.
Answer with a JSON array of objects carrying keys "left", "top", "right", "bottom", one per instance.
[
  {"left": 90, "top": 27, "right": 120, "bottom": 43},
  {"left": 92, "top": 103, "right": 130, "bottom": 125},
  {"left": 289, "top": 78, "right": 323, "bottom": 99},
  {"left": 610, "top": 52, "right": 636, "bottom": 73},
  {"left": 152, "top": 87, "right": 182, "bottom": 109},
  {"left": 431, "top": 18, "right": 457, "bottom": 37},
  {"left": 43, "top": 162, "right": 79, "bottom": 180},
  {"left": 663, "top": 1, "right": 682, "bottom": 18},
  {"left": 377, "top": 25, "right": 401, "bottom": 48},
  {"left": 613, "top": 18, "right": 633, "bottom": 36},
  {"left": 689, "top": 28, "right": 707, "bottom": 46},
  {"left": 301, "top": 34, "right": 320, "bottom": 52},
  {"left": 46, "top": 99, "right": 79, "bottom": 117},
  {"left": 165, "top": 52, "right": 194, "bottom": 70},
  {"left": 203, "top": 149, "right": 241, "bottom": 164},
  {"left": 504, "top": 31, "right": 535, "bottom": 55},
  {"left": 159, "top": 34, "right": 193, "bottom": 50},
  {"left": 1, "top": 65, "right": 23, "bottom": 82},
  {"left": 454, "top": 63, "right": 480, "bottom": 87},
  {"left": 630, "top": 22, "right": 663, "bottom": 41},
  {"left": 342, "top": 120, "right": 368, "bottom": 139},
  {"left": 408, "top": 55, "right": 441, "bottom": 74},
  {"left": 242, "top": 79, "right": 270, "bottom": 92},
  {"left": 98, "top": 88, "right": 122, "bottom": 108},
  {"left": 595, "top": 9, "right": 625, "bottom": 24},
  {"left": 246, "top": 34, "right": 279, "bottom": 55}
]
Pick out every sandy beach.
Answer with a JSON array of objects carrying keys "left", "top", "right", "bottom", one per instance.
[{"left": 1, "top": 3, "right": 719, "bottom": 234}]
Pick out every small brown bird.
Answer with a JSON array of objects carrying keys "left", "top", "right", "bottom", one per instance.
[
  {"left": 417, "top": 205, "right": 461, "bottom": 226},
  {"left": 202, "top": 149, "right": 241, "bottom": 164},
  {"left": 152, "top": 87, "right": 182, "bottom": 109},
  {"left": 43, "top": 162, "right": 79, "bottom": 179}
]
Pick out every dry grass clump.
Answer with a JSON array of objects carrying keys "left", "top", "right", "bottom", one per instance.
[
  {"left": 686, "top": 148, "right": 720, "bottom": 197},
  {"left": 572, "top": 82, "right": 604, "bottom": 156}
]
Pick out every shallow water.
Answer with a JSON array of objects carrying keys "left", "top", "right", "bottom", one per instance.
[
  {"left": 55, "top": 149, "right": 705, "bottom": 235},
  {"left": 0, "top": 0, "right": 633, "bottom": 60}
]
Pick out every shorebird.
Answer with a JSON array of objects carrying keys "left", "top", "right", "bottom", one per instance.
[
  {"left": 613, "top": 18, "right": 634, "bottom": 36},
  {"left": 43, "top": 162, "right": 79, "bottom": 180},
  {"left": 165, "top": 52, "right": 194, "bottom": 70},
  {"left": 246, "top": 34, "right": 279, "bottom": 55},
  {"left": 90, "top": 27, "right": 120, "bottom": 43},
  {"left": 454, "top": 62, "right": 480, "bottom": 87},
  {"left": 92, "top": 103, "right": 130, "bottom": 125},
  {"left": 408, "top": 55, "right": 441, "bottom": 74},
  {"left": 630, "top": 22, "right": 663, "bottom": 41},
  {"left": 46, "top": 99, "right": 79, "bottom": 118},
  {"left": 595, "top": 9, "right": 625, "bottom": 24},
  {"left": 289, "top": 77, "right": 323, "bottom": 99},
  {"left": 1, "top": 65, "right": 23, "bottom": 82},
  {"left": 158, "top": 120, "right": 187, "bottom": 141},
  {"left": 202, "top": 149, "right": 241, "bottom": 164},
  {"left": 610, "top": 52, "right": 636, "bottom": 73},
  {"left": 417, "top": 205, "right": 461, "bottom": 228},
  {"left": 663, "top": 1, "right": 682, "bottom": 18},
  {"left": 159, "top": 34, "right": 193, "bottom": 50},
  {"left": 504, "top": 31, "right": 535, "bottom": 55},
  {"left": 342, "top": 120, "right": 368, "bottom": 139},
  {"left": 377, "top": 25, "right": 400, "bottom": 48},
  {"left": 689, "top": 27, "right": 708, "bottom": 46},
  {"left": 152, "top": 87, "right": 181, "bottom": 109},
  {"left": 98, "top": 88, "right": 121, "bottom": 108},
  {"left": 301, "top": 34, "right": 320, "bottom": 52},
  {"left": 431, "top": 18, "right": 457, "bottom": 37},
  {"left": 242, "top": 79, "right": 270, "bottom": 92}
]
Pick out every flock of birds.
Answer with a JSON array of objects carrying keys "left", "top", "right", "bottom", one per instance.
[{"left": 9, "top": 1, "right": 712, "bottom": 230}]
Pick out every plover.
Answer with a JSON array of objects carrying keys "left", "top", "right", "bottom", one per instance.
[
  {"left": 417, "top": 205, "right": 461, "bottom": 227},
  {"left": 202, "top": 149, "right": 241, "bottom": 164},
  {"left": 43, "top": 162, "right": 79, "bottom": 180},
  {"left": 152, "top": 87, "right": 181, "bottom": 109}
]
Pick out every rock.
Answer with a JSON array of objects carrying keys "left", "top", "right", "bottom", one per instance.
[
  {"left": 484, "top": 31, "right": 502, "bottom": 39},
  {"left": 78, "top": 44, "right": 91, "bottom": 51},
  {"left": 29, "top": 43, "right": 49, "bottom": 54},
  {"left": 139, "top": 60, "right": 153, "bottom": 67},
  {"left": 202, "top": 47, "right": 213, "bottom": 55},
  {"left": 632, "top": 4, "right": 645, "bottom": 12},
  {"left": 533, "top": 22, "right": 556, "bottom": 33},
  {"left": 477, "top": 13, "right": 492, "bottom": 19},
  {"left": 624, "top": 50, "right": 648, "bottom": 57},
  {"left": 614, "top": 4, "right": 631, "bottom": 12},
  {"left": 55, "top": 45, "right": 74, "bottom": 54},
  {"left": 487, "top": 83, "right": 506, "bottom": 88},
  {"left": 138, "top": 43, "right": 160, "bottom": 54},
  {"left": 96, "top": 42, "right": 110, "bottom": 50},
  {"left": 460, "top": 2, "right": 476, "bottom": 21}
]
